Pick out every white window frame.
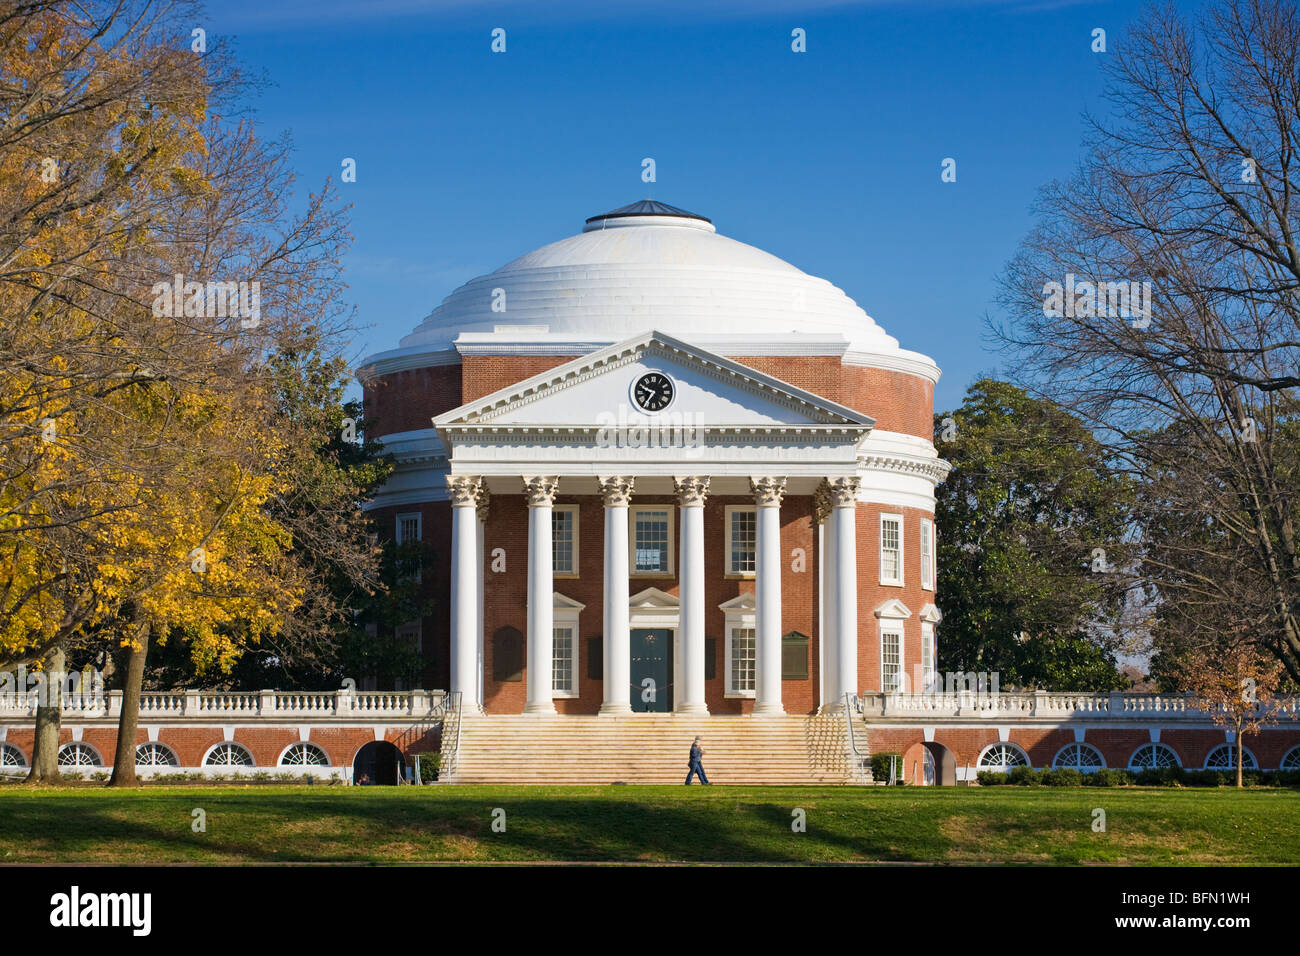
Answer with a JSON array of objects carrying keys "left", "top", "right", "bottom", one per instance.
[
  {"left": 874, "top": 599, "right": 912, "bottom": 694},
  {"left": 920, "top": 621, "right": 936, "bottom": 693},
  {"left": 880, "top": 513, "right": 904, "bottom": 586},
  {"left": 552, "top": 505, "right": 580, "bottom": 578},
  {"left": 880, "top": 627, "right": 903, "bottom": 693},
  {"left": 920, "top": 518, "right": 935, "bottom": 591},
  {"left": 551, "top": 593, "right": 585, "bottom": 699},
  {"left": 395, "top": 512, "right": 422, "bottom": 545},
  {"left": 629, "top": 505, "right": 675, "bottom": 577},
  {"left": 724, "top": 505, "right": 757, "bottom": 578},
  {"left": 719, "top": 593, "right": 757, "bottom": 698}
]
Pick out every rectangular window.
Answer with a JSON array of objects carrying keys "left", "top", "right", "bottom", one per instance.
[
  {"left": 630, "top": 506, "right": 673, "bottom": 575},
  {"left": 921, "top": 622, "right": 936, "bottom": 693},
  {"left": 728, "top": 627, "right": 757, "bottom": 695},
  {"left": 726, "top": 507, "right": 757, "bottom": 576},
  {"left": 552, "top": 506, "right": 578, "bottom": 576},
  {"left": 880, "top": 514, "right": 903, "bottom": 585},
  {"left": 396, "top": 512, "right": 423, "bottom": 583},
  {"left": 552, "top": 626, "right": 577, "bottom": 697},
  {"left": 397, "top": 621, "right": 422, "bottom": 654},
  {"left": 920, "top": 518, "right": 934, "bottom": 590},
  {"left": 396, "top": 513, "right": 421, "bottom": 545},
  {"left": 881, "top": 628, "right": 902, "bottom": 693}
]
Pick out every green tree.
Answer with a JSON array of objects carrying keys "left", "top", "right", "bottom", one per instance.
[{"left": 934, "top": 380, "right": 1134, "bottom": 690}]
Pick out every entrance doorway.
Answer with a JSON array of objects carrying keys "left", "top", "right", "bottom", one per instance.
[
  {"left": 352, "top": 740, "right": 405, "bottom": 785},
  {"left": 630, "top": 628, "right": 673, "bottom": 712}
]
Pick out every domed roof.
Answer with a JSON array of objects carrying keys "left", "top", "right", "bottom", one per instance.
[{"left": 397, "top": 201, "right": 904, "bottom": 357}]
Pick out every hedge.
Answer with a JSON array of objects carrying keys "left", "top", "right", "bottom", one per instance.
[{"left": 975, "top": 767, "right": 1300, "bottom": 787}]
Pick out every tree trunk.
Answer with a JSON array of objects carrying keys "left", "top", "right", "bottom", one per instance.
[
  {"left": 108, "top": 624, "right": 150, "bottom": 787},
  {"left": 1236, "top": 728, "right": 1244, "bottom": 790},
  {"left": 27, "top": 644, "right": 65, "bottom": 783}
]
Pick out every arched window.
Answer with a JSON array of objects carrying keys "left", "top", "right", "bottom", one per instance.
[
  {"left": 57, "top": 742, "right": 103, "bottom": 768},
  {"left": 1129, "top": 743, "right": 1180, "bottom": 770},
  {"left": 1203, "top": 744, "right": 1256, "bottom": 770},
  {"left": 135, "top": 742, "right": 179, "bottom": 767},
  {"left": 977, "top": 742, "right": 1029, "bottom": 771},
  {"left": 1281, "top": 746, "right": 1300, "bottom": 771},
  {"left": 280, "top": 742, "right": 329, "bottom": 767},
  {"left": 1053, "top": 742, "right": 1105, "bottom": 772},
  {"left": 0, "top": 742, "right": 26, "bottom": 770},
  {"left": 203, "top": 742, "right": 254, "bottom": 767}
]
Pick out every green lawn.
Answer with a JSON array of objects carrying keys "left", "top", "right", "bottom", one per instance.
[{"left": 0, "top": 785, "right": 1297, "bottom": 864}]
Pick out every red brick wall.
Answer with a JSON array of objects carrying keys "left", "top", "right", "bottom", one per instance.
[{"left": 364, "top": 363, "right": 462, "bottom": 438}]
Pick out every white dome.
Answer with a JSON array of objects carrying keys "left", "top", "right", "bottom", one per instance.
[{"left": 398, "top": 202, "right": 904, "bottom": 355}]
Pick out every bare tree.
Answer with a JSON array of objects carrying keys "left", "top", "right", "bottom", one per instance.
[{"left": 996, "top": 0, "right": 1300, "bottom": 680}]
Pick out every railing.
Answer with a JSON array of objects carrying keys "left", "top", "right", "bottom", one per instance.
[
  {"left": 857, "top": 691, "right": 1300, "bottom": 721},
  {"left": 0, "top": 688, "right": 448, "bottom": 720},
  {"left": 841, "top": 693, "right": 872, "bottom": 783},
  {"left": 439, "top": 691, "right": 464, "bottom": 781}
]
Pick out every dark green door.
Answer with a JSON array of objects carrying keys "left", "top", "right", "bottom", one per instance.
[{"left": 630, "top": 628, "right": 673, "bottom": 713}]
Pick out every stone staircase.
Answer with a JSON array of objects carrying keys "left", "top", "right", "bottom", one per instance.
[{"left": 441, "top": 711, "right": 872, "bottom": 785}]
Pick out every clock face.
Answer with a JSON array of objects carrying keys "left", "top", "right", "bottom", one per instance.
[{"left": 632, "top": 371, "right": 675, "bottom": 412}]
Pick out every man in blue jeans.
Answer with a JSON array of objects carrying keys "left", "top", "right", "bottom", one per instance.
[{"left": 685, "top": 736, "right": 709, "bottom": 785}]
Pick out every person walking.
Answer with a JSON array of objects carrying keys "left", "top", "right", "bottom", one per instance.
[{"left": 685, "top": 736, "right": 710, "bottom": 785}]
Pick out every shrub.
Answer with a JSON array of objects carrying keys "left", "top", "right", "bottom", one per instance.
[
  {"left": 1083, "top": 769, "right": 1133, "bottom": 787},
  {"left": 414, "top": 753, "right": 441, "bottom": 783},
  {"left": 871, "top": 752, "right": 903, "bottom": 784},
  {"left": 1133, "top": 766, "right": 1184, "bottom": 787},
  {"left": 1006, "top": 766, "right": 1045, "bottom": 786},
  {"left": 1042, "top": 768, "right": 1084, "bottom": 787},
  {"left": 976, "top": 770, "right": 1009, "bottom": 786}
]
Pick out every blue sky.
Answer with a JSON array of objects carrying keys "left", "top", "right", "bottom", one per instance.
[{"left": 205, "top": 0, "right": 1154, "bottom": 411}]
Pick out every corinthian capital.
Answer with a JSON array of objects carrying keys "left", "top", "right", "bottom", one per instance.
[
  {"left": 447, "top": 475, "right": 483, "bottom": 506},
  {"left": 749, "top": 476, "right": 787, "bottom": 507},
  {"left": 813, "top": 480, "right": 833, "bottom": 524},
  {"left": 598, "top": 476, "right": 635, "bottom": 507},
  {"left": 827, "top": 476, "right": 861, "bottom": 508},
  {"left": 673, "top": 475, "right": 711, "bottom": 507},
  {"left": 522, "top": 475, "right": 560, "bottom": 507},
  {"left": 474, "top": 482, "right": 492, "bottom": 521}
]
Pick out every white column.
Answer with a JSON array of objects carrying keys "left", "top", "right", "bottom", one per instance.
[
  {"left": 448, "top": 475, "right": 482, "bottom": 711},
  {"left": 674, "top": 476, "right": 710, "bottom": 716},
  {"left": 817, "top": 481, "right": 839, "bottom": 710},
  {"left": 829, "top": 476, "right": 861, "bottom": 700},
  {"left": 475, "top": 485, "right": 490, "bottom": 711},
  {"left": 599, "top": 477, "right": 635, "bottom": 716},
  {"left": 751, "top": 476, "right": 786, "bottom": 716},
  {"left": 523, "top": 475, "right": 559, "bottom": 715}
]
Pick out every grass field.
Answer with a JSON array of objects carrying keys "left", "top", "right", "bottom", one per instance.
[{"left": 0, "top": 785, "right": 1297, "bottom": 865}]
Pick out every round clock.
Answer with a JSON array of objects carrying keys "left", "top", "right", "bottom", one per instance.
[{"left": 631, "top": 371, "right": 675, "bottom": 412}]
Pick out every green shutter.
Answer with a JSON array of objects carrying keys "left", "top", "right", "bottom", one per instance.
[
  {"left": 705, "top": 636, "right": 717, "bottom": 680},
  {"left": 587, "top": 636, "right": 603, "bottom": 680},
  {"left": 782, "top": 630, "right": 810, "bottom": 680},
  {"left": 493, "top": 627, "right": 524, "bottom": 682}
]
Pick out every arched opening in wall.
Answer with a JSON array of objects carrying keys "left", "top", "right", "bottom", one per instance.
[
  {"left": 921, "top": 741, "right": 957, "bottom": 786},
  {"left": 353, "top": 741, "right": 405, "bottom": 786}
]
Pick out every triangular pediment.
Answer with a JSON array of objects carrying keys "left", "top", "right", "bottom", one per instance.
[
  {"left": 717, "top": 592, "right": 756, "bottom": 612},
  {"left": 434, "top": 330, "right": 874, "bottom": 431},
  {"left": 629, "top": 586, "right": 678, "bottom": 609},
  {"left": 874, "top": 598, "right": 913, "bottom": 620}
]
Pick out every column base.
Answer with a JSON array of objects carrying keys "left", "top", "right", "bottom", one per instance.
[
  {"left": 752, "top": 702, "right": 786, "bottom": 716},
  {"left": 674, "top": 703, "right": 710, "bottom": 716},
  {"left": 598, "top": 702, "right": 633, "bottom": 716},
  {"left": 522, "top": 702, "right": 558, "bottom": 716}
]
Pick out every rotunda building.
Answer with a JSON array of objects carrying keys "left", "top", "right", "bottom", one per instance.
[{"left": 357, "top": 200, "right": 949, "bottom": 716}]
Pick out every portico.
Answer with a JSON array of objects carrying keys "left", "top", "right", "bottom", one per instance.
[{"left": 434, "top": 330, "right": 876, "bottom": 717}]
